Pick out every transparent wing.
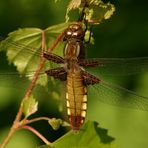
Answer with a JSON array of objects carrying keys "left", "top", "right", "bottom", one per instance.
[
  {"left": 0, "top": 36, "right": 64, "bottom": 86},
  {"left": 88, "top": 80, "right": 148, "bottom": 111},
  {"left": 0, "top": 71, "right": 46, "bottom": 88},
  {"left": 1, "top": 37, "right": 148, "bottom": 76},
  {"left": 0, "top": 36, "right": 42, "bottom": 56},
  {"left": 86, "top": 57, "right": 148, "bottom": 76}
]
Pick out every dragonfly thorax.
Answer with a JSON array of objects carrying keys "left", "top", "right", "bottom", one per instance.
[
  {"left": 65, "top": 60, "right": 81, "bottom": 73},
  {"left": 64, "top": 40, "right": 80, "bottom": 59}
]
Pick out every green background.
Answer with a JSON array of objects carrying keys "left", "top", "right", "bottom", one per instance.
[{"left": 0, "top": 0, "right": 148, "bottom": 148}]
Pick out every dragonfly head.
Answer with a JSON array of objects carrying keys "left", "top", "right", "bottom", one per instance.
[{"left": 64, "top": 23, "right": 85, "bottom": 42}]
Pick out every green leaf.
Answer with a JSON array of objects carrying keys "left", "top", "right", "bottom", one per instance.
[
  {"left": 0, "top": 22, "right": 69, "bottom": 86},
  {"left": 22, "top": 95, "right": 38, "bottom": 118},
  {"left": 38, "top": 121, "right": 117, "bottom": 148}
]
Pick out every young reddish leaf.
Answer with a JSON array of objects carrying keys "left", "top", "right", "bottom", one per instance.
[
  {"left": 66, "top": 0, "right": 115, "bottom": 24},
  {"left": 48, "top": 118, "right": 70, "bottom": 130},
  {"left": 86, "top": 1, "right": 115, "bottom": 24},
  {"left": 68, "top": 0, "right": 81, "bottom": 10},
  {"left": 66, "top": 0, "right": 82, "bottom": 22},
  {"left": 48, "top": 118, "right": 63, "bottom": 130}
]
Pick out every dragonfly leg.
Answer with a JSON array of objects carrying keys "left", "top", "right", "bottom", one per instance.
[
  {"left": 81, "top": 70, "right": 100, "bottom": 85},
  {"left": 43, "top": 52, "right": 64, "bottom": 64},
  {"left": 45, "top": 67, "right": 67, "bottom": 81}
]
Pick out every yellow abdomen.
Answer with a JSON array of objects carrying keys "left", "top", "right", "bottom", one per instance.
[{"left": 66, "top": 72, "right": 87, "bottom": 131}]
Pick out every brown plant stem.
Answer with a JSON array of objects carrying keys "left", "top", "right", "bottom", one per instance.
[
  {"left": 21, "top": 125, "right": 50, "bottom": 145},
  {"left": 1, "top": 29, "right": 65, "bottom": 148},
  {"left": 22, "top": 117, "right": 51, "bottom": 125}
]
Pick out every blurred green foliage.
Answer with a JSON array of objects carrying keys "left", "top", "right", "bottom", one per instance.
[{"left": 0, "top": 0, "right": 148, "bottom": 148}]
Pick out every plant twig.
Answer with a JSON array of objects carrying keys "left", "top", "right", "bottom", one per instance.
[
  {"left": 22, "top": 117, "right": 50, "bottom": 125},
  {"left": 47, "top": 30, "right": 65, "bottom": 52},
  {"left": 21, "top": 125, "right": 51, "bottom": 145},
  {"left": 0, "top": 31, "right": 46, "bottom": 148}
]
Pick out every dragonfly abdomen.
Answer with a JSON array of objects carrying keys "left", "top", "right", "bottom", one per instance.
[{"left": 66, "top": 72, "right": 87, "bottom": 131}]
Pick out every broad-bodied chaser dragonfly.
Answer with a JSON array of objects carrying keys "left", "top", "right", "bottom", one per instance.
[{"left": 0, "top": 22, "right": 148, "bottom": 131}]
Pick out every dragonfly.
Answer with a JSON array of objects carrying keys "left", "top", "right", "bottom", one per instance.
[{"left": 0, "top": 22, "right": 148, "bottom": 131}]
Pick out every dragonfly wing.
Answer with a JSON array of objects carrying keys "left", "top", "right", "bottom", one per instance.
[
  {"left": 85, "top": 57, "right": 148, "bottom": 76},
  {"left": 0, "top": 26, "right": 66, "bottom": 78},
  {"left": 45, "top": 67, "right": 67, "bottom": 81},
  {"left": 0, "top": 35, "right": 65, "bottom": 86},
  {"left": 0, "top": 71, "right": 48, "bottom": 88},
  {"left": 88, "top": 79, "right": 148, "bottom": 111},
  {"left": 0, "top": 35, "right": 47, "bottom": 77}
]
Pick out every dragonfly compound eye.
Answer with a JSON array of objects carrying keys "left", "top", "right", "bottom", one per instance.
[{"left": 64, "top": 23, "right": 85, "bottom": 41}]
